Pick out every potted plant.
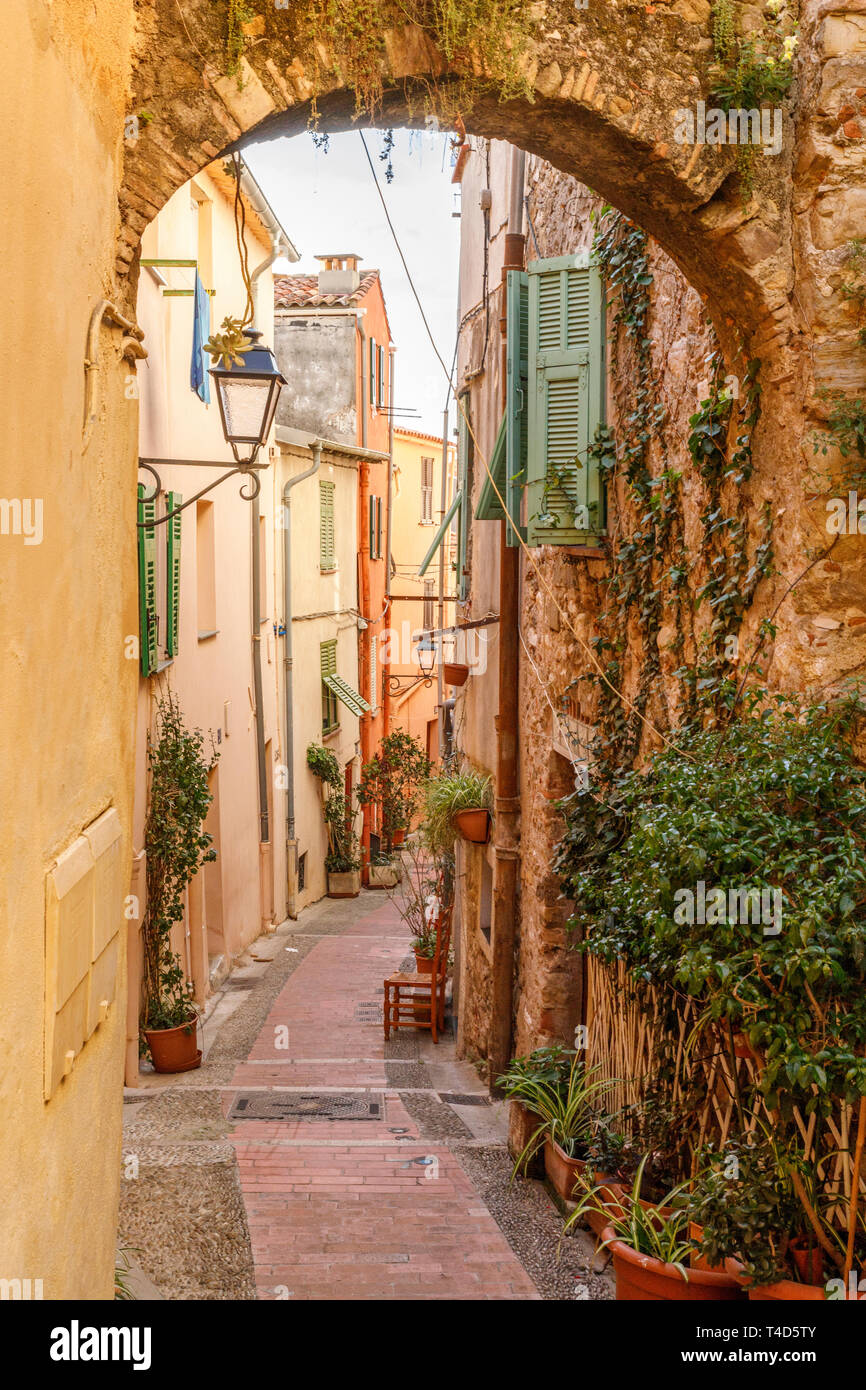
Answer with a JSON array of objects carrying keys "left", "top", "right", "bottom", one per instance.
[
  {"left": 424, "top": 767, "right": 494, "bottom": 850},
  {"left": 356, "top": 730, "right": 431, "bottom": 856},
  {"left": 307, "top": 743, "right": 361, "bottom": 896},
  {"left": 689, "top": 1133, "right": 852, "bottom": 1301},
  {"left": 140, "top": 692, "right": 217, "bottom": 1074},
  {"left": 566, "top": 1158, "right": 745, "bottom": 1302},
  {"left": 412, "top": 924, "right": 438, "bottom": 974},
  {"left": 369, "top": 847, "right": 402, "bottom": 889},
  {"left": 499, "top": 1050, "right": 617, "bottom": 1204}
]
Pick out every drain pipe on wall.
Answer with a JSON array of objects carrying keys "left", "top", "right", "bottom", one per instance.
[
  {"left": 383, "top": 346, "right": 396, "bottom": 739},
  {"left": 282, "top": 441, "right": 323, "bottom": 919},
  {"left": 489, "top": 144, "right": 526, "bottom": 1087}
]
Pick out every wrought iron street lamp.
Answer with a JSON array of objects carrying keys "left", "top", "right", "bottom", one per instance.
[
  {"left": 138, "top": 330, "right": 286, "bottom": 528},
  {"left": 417, "top": 636, "right": 436, "bottom": 678}
]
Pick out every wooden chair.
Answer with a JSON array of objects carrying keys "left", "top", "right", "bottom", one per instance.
[{"left": 383, "top": 907, "right": 452, "bottom": 1044}]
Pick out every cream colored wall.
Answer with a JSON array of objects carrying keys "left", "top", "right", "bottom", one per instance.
[
  {"left": 280, "top": 446, "right": 361, "bottom": 909},
  {"left": 390, "top": 431, "right": 456, "bottom": 755},
  {"left": 0, "top": 0, "right": 137, "bottom": 1298},
  {"left": 131, "top": 167, "right": 285, "bottom": 1061}
]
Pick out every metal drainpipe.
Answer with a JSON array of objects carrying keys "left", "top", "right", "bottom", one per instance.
[
  {"left": 383, "top": 346, "right": 396, "bottom": 739},
  {"left": 357, "top": 318, "right": 372, "bottom": 881},
  {"left": 437, "top": 404, "right": 449, "bottom": 759},
  {"left": 282, "top": 442, "right": 322, "bottom": 919},
  {"left": 489, "top": 144, "right": 526, "bottom": 1088}
]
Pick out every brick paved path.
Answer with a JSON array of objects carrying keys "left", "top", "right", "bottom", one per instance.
[{"left": 228, "top": 894, "right": 540, "bottom": 1300}]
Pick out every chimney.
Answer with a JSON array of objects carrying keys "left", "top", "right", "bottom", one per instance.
[{"left": 315, "top": 253, "right": 361, "bottom": 295}]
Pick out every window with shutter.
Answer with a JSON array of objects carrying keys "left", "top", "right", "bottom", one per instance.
[
  {"left": 319, "top": 480, "right": 336, "bottom": 571},
  {"left": 369, "top": 337, "right": 376, "bottom": 405},
  {"left": 369, "top": 637, "right": 378, "bottom": 714},
  {"left": 376, "top": 496, "right": 383, "bottom": 559},
  {"left": 455, "top": 394, "right": 471, "bottom": 599},
  {"left": 506, "top": 268, "right": 529, "bottom": 546},
  {"left": 166, "top": 491, "right": 182, "bottom": 657},
  {"left": 368, "top": 494, "right": 376, "bottom": 558},
  {"left": 526, "top": 253, "right": 605, "bottom": 546},
  {"left": 377, "top": 345, "right": 386, "bottom": 407},
  {"left": 420, "top": 456, "right": 433, "bottom": 523},
  {"left": 321, "top": 638, "right": 339, "bottom": 733},
  {"left": 137, "top": 484, "right": 158, "bottom": 677}
]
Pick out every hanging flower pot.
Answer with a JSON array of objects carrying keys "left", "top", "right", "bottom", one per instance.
[
  {"left": 443, "top": 662, "right": 470, "bottom": 687},
  {"left": 454, "top": 808, "right": 491, "bottom": 844}
]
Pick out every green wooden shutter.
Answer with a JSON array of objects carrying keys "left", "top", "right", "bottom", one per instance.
[
  {"left": 506, "top": 269, "right": 529, "bottom": 547},
  {"left": 319, "top": 480, "right": 335, "bottom": 570},
  {"left": 165, "top": 491, "right": 182, "bottom": 658},
  {"left": 376, "top": 496, "right": 383, "bottom": 559},
  {"left": 475, "top": 414, "right": 507, "bottom": 521},
  {"left": 369, "top": 337, "right": 376, "bottom": 405},
  {"left": 456, "top": 396, "right": 470, "bottom": 599},
  {"left": 368, "top": 495, "right": 375, "bottom": 558},
  {"left": 526, "top": 254, "right": 605, "bottom": 546},
  {"left": 137, "top": 484, "right": 158, "bottom": 677}
]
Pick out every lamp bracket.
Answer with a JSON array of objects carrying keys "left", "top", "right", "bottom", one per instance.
[{"left": 136, "top": 456, "right": 264, "bottom": 527}]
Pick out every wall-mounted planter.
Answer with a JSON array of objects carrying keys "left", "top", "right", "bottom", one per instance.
[
  {"left": 454, "top": 808, "right": 491, "bottom": 844},
  {"left": 327, "top": 869, "right": 361, "bottom": 898},
  {"left": 443, "top": 662, "right": 470, "bottom": 687},
  {"left": 369, "top": 862, "right": 402, "bottom": 888}
]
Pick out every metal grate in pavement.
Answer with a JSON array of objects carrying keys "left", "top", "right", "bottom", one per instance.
[
  {"left": 354, "top": 1000, "right": 384, "bottom": 1022},
  {"left": 229, "top": 1091, "right": 383, "bottom": 1121}
]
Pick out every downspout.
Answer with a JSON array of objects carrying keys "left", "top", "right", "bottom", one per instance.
[
  {"left": 282, "top": 441, "right": 323, "bottom": 919},
  {"left": 489, "top": 144, "right": 526, "bottom": 1086},
  {"left": 357, "top": 318, "right": 372, "bottom": 881},
  {"left": 382, "top": 345, "right": 396, "bottom": 740}
]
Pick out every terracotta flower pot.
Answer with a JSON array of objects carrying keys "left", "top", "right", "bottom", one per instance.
[
  {"left": 443, "top": 662, "right": 470, "bottom": 687},
  {"left": 747, "top": 1280, "right": 827, "bottom": 1301},
  {"left": 391, "top": 828, "right": 406, "bottom": 846},
  {"left": 144, "top": 1017, "right": 200, "bottom": 1074},
  {"left": 414, "top": 953, "right": 435, "bottom": 974},
  {"left": 544, "top": 1136, "right": 586, "bottom": 1202},
  {"left": 602, "top": 1226, "right": 746, "bottom": 1302},
  {"left": 507, "top": 1102, "right": 547, "bottom": 1178},
  {"left": 454, "top": 808, "right": 491, "bottom": 844}
]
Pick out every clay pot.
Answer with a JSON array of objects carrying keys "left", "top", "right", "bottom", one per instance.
[
  {"left": 602, "top": 1226, "right": 746, "bottom": 1302},
  {"left": 443, "top": 662, "right": 470, "bottom": 687},
  {"left": 391, "top": 828, "right": 406, "bottom": 846},
  {"left": 414, "top": 953, "right": 435, "bottom": 974},
  {"left": 790, "top": 1241, "right": 824, "bottom": 1287},
  {"left": 507, "top": 1102, "right": 546, "bottom": 1178},
  {"left": 144, "top": 1017, "right": 200, "bottom": 1074},
  {"left": 544, "top": 1136, "right": 586, "bottom": 1202},
  {"left": 454, "top": 808, "right": 491, "bottom": 844},
  {"left": 748, "top": 1280, "right": 827, "bottom": 1301}
]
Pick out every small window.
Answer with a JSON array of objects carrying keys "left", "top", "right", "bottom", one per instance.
[
  {"left": 298, "top": 852, "right": 306, "bottom": 893},
  {"left": 321, "top": 639, "right": 339, "bottom": 734},
  {"left": 320, "top": 480, "right": 336, "bottom": 571},
  {"left": 420, "top": 456, "right": 434, "bottom": 524},
  {"left": 196, "top": 498, "right": 216, "bottom": 638},
  {"left": 377, "top": 344, "right": 386, "bottom": 407},
  {"left": 479, "top": 857, "right": 493, "bottom": 944}
]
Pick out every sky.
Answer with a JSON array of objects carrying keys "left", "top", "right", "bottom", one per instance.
[{"left": 246, "top": 127, "right": 461, "bottom": 439}]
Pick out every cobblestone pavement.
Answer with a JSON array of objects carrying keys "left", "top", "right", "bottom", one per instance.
[{"left": 120, "top": 889, "right": 612, "bottom": 1301}]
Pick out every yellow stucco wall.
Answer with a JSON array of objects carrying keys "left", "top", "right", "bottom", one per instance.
[{"left": 0, "top": 0, "right": 138, "bottom": 1298}]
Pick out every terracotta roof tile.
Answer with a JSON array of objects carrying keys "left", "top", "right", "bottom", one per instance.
[{"left": 274, "top": 269, "right": 381, "bottom": 309}]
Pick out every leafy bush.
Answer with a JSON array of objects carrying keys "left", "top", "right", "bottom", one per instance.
[
  {"left": 357, "top": 730, "right": 430, "bottom": 853},
  {"left": 142, "top": 692, "right": 217, "bottom": 1032},
  {"left": 307, "top": 742, "right": 359, "bottom": 872}
]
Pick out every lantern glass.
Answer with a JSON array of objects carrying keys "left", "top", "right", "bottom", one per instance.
[
  {"left": 417, "top": 638, "right": 436, "bottom": 677},
  {"left": 210, "top": 333, "right": 286, "bottom": 464}
]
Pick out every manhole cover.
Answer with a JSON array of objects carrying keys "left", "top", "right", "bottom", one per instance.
[
  {"left": 438, "top": 1092, "right": 491, "bottom": 1107},
  {"left": 229, "top": 1092, "right": 384, "bottom": 1121}
]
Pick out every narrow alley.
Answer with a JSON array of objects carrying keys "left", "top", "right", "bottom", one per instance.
[{"left": 119, "top": 889, "right": 610, "bottom": 1302}]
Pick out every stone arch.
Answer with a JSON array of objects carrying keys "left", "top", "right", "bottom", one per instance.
[{"left": 121, "top": 0, "right": 798, "bottom": 358}]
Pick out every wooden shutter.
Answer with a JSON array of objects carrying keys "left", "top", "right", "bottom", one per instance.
[
  {"left": 526, "top": 254, "right": 605, "bottom": 546},
  {"left": 165, "top": 491, "right": 182, "bottom": 658},
  {"left": 137, "top": 484, "right": 158, "bottom": 677},
  {"left": 369, "top": 337, "right": 376, "bottom": 405},
  {"left": 456, "top": 395, "right": 471, "bottom": 599},
  {"left": 319, "top": 480, "right": 335, "bottom": 570},
  {"left": 506, "top": 269, "right": 529, "bottom": 547},
  {"left": 421, "top": 457, "right": 433, "bottom": 522},
  {"left": 368, "top": 494, "right": 376, "bottom": 558},
  {"left": 376, "top": 496, "right": 383, "bottom": 559}
]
